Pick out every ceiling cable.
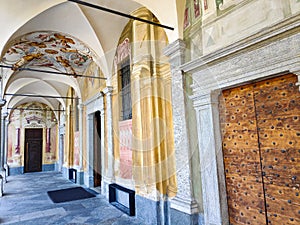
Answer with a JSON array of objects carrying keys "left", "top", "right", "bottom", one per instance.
[
  {"left": 0, "top": 64, "right": 107, "bottom": 80},
  {"left": 68, "top": 0, "right": 174, "bottom": 30},
  {"left": 5, "top": 93, "right": 79, "bottom": 99},
  {"left": 7, "top": 107, "right": 65, "bottom": 112}
]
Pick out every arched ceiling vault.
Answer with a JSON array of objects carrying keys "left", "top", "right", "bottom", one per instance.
[{"left": 0, "top": 0, "right": 183, "bottom": 111}]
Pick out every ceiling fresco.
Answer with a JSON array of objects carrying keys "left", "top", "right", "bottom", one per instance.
[{"left": 2, "top": 31, "right": 95, "bottom": 75}]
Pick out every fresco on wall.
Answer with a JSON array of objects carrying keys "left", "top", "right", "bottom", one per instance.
[
  {"left": 74, "top": 131, "right": 80, "bottom": 166},
  {"left": 204, "top": 0, "right": 208, "bottom": 10},
  {"left": 194, "top": 0, "right": 200, "bottom": 18},
  {"left": 184, "top": 7, "right": 190, "bottom": 29},
  {"left": 7, "top": 102, "right": 58, "bottom": 169},
  {"left": 2, "top": 31, "right": 95, "bottom": 75}
]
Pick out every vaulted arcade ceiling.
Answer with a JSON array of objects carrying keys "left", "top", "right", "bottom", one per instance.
[
  {"left": 0, "top": 0, "right": 184, "bottom": 115},
  {"left": 3, "top": 31, "right": 95, "bottom": 75}
]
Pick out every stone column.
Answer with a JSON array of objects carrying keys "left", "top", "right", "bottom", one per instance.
[
  {"left": 4, "top": 116, "right": 9, "bottom": 177},
  {"left": 1, "top": 112, "right": 8, "bottom": 182},
  {"left": 77, "top": 103, "right": 84, "bottom": 184},
  {"left": 0, "top": 175, "right": 3, "bottom": 197},
  {"left": 164, "top": 39, "right": 199, "bottom": 224},
  {"left": 102, "top": 87, "right": 114, "bottom": 181},
  {"left": 0, "top": 99, "right": 6, "bottom": 182},
  {"left": 192, "top": 92, "right": 228, "bottom": 225},
  {"left": 86, "top": 114, "right": 94, "bottom": 187},
  {"left": 102, "top": 87, "right": 114, "bottom": 198},
  {"left": 292, "top": 69, "right": 300, "bottom": 91}
]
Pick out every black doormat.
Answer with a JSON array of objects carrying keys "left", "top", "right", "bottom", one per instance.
[{"left": 47, "top": 187, "right": 96, "bottom": 203}]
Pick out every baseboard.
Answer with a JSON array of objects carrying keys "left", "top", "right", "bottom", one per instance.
[
  {"left": 42, "top": 164, "right": 55, "bottom": 172},
  {"left": 170, "top": 208, "right": 203, "bottom": 225},
  {"left": 8, "top": 166, "right": 24, "bottom": 175}
]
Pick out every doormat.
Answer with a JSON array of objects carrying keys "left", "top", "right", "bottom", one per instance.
[{"left": 47, "top": 187, "right": 96, "bottom": 203}]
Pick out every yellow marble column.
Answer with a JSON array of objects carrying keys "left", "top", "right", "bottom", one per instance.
[{"left": 131, "top": 7, "right": 177, "bottom": 198}]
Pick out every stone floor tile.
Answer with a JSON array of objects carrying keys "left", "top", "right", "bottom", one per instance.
[{"left": 0, "top": 172, "right": 148, "bottom": 225}]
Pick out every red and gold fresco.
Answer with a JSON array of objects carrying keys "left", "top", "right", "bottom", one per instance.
[
  {"left": 2, "top": 31, "right": 95, "bottom": 75},
  {"left": 7, "top": 102, "right": 58, "bottom": 167}
]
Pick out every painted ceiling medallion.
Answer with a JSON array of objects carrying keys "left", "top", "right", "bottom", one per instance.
[{"left": 3, "top": 31, "right": 94, "bottom": 75}]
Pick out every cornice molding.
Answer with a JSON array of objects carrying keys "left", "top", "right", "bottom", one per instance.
[{"left": 181, "top": 13, "right": 300, "bottom": 73}]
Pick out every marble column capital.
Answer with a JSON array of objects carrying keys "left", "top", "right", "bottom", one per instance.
[
  {"left": 291, "top": 69, "right": 300, "bottom": 91},
  {"left": 77, "top": 103, "right": 84, "bottom": 110},
  {"left": 2, "top": 112, "right": 8, "bottom": 119},
  {"left": 163, "top": 39, "right": 186, "bottom": 71},
  {"left": 102, "top": 86, "right": 113, "bottom": 95},
  {"left": 0, "top": 99, "right": 6, "bottom": 108}
]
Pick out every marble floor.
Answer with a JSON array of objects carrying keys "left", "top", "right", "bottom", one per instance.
[{"left": 0, "top": 171, "right": 147, "bottom": 225}]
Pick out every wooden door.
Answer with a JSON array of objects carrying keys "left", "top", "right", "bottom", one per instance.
[
  {"left": 253, "top": 74, "right": 300, "bottom": 225},
  {"left": 93, "top": 111, "right": 101, "bottom": 187},
  {"left": 220, "top": 74, "right": 300, "bottom": 225},
  {"left": 24, "top": 128, "right": 43, "bottom": 173},
  {"left": 220, "top": 84, "right": 267, "bottom": 224}
]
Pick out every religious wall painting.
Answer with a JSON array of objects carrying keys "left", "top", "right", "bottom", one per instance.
[
  {"left": 204, "top": 0, "right": 208, "bottom": 10},
  {"left": 184, "top": 7, "right": 190, "bottom": 29},
  {"left": 2, "top": 31, "right": 95, "bottom": 75},
  {"left": 119, "top": 119, "right": 133, "bottom": 179},
  {"left": 7, "top": 102, "right": 58, "bottom": 168},
  {"left": 114, "top": 38, "right": 131, "bottom": 73},
  {"left": 194, "top": 0, "right": 201, "bottom": 18},
  {"left": 74, "top": 131, "right": 80, "bottom": 166}
]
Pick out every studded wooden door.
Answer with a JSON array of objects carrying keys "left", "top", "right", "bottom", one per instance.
[
  {"left": 24, "top": 128, "right": 43, "bottom": 173},
  {"left": 220, "top": 74, "right": 300, "bottom": 225}
]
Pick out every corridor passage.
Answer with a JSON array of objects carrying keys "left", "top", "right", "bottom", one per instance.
[{"left": 0, "top": 172, "right": 146, "bottom": 225}]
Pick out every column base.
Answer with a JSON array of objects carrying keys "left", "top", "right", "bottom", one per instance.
[
  {"left": 170, "top": 208, "right": 204, "bottom": 225},
  {"left": 42, "top": 164, "right": 55, "bottom": 172},
  {"left": 8, "top": 166, "right": 24, "bottom": 175},
  {"left": 4, "top": 164, "right": 9, "bottom": 176},
  {"left": 76, "top": 170, "right": 84, "bottom": 185},
  {"left": 136, "top": 195, "right": 199, "bottom": 225},
  {"left": 102, "top": 176, "right": 114, "bottom": 200},
  {"left": 170, "top": 196, "right": 199, "bottom": 214},
  {"left": 0, "top": 175, "right": 3, "bottom": 197},
  {"left": 135, "top": 195, "right": 161, "bottom": 225},
  {"left": 169, "top": 196, "right": 201, "bottom": 225},
  {"left": 62, "top": 166, "right": 69, "bottom": 180},
  {"left": 0, "top": 169, "right": 6, "bottom": 183}
]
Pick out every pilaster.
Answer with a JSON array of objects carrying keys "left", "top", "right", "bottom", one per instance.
[
  {"left": 192, "top": 92, "right": 228, "bottom": 225},
  {"left": 86, "top": 113, "right": 94, "bottom": 188},
  {"left": 0, "top": 175, "right": 2, "bottom": 197},
  {"left": 77, "top": 103, "right": 84, "bottom": 184},
  {"left": 291, "top": 69, "right": 300, "bottom": 91},
  {"left": 83, "top": 92, "right": 104, "bottom": 188},
  {"left": 164, "top": 39, "right": 199, "bottom": 222},
  {"left": 77, "top": 103, "right": 83, "bottom": 170},
  {"left": 0, "top": 99, "right": 6, "bottom": 183},
  {"left": 102, "top": 86, "right": 114, "bottom": 181},
  {"left": 4, "top": 114, "right": 9, "bottom": 177},
  {"left": 1, "top": 112, "right": 8, "bottom": 182},
  {"left": 101, "top": 86, "right": 114, "bottom": 199}
]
